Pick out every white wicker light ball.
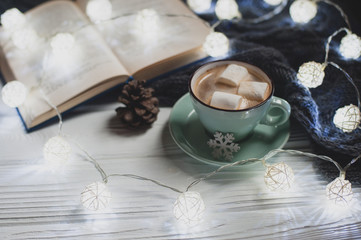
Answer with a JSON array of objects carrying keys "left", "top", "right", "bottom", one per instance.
[
  {"left": 187, "top": 0, "right": 212, "bottom": 12},
  {"left": 135, "top": 9, "right": 160, "bottom": 36},
  {"left": 203, "top": 32, "right": 230, "bottom": 57},
  {"left": 11, "top": 28, "right": 38, "bottom": 50},
  {"left": 297, "top": 61, "right": 325, "bottom": 88},
  {"left": 50, "top": 33, "right": 75, "bottom": 55},
  {"left": 174, "top": 191, "right": 205, "bottom": 225},
  {"left": 1, "top": 81, "right": 27, "bottom": 108},
  {"left": 0, "top": 8, "right": 26, "bottom": 32},
  {"left": 81, "top": 181, "right": 112, "bottom": 211},
  {"left": 264, "top": 0, "right": 283, "bottom": 6},
  {"left": 333, "top": 104, "right": 361, "bottom": 133},
  {"left": 215, "top": 0, "right": 241, "bottom": 20},
  {"left": 86, "top": 0, "right": 112, "bottom": 22},
  {"left": 43, "top": 136, "right": 71, "bottom": 167},
  {"left": 289, "top": 0, "right": 318, "bottom": 24},
  {"left": 339, "top": 33, "right": 361, "bottom": 60},
  {"left": 264, "top": 162, "right": 294, "bottom": 191},
  {"left": 326, "top": 177, "right": 353, "bottom": 206}
]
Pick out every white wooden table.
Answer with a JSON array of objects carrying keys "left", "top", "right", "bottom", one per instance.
[{"left": 1, "top": 91, "right": 361, "bottom": 239}]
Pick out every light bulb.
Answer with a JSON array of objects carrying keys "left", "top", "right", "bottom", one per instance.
[
  {"left": 174, "top": 191, "right": 205, "bottom": 225},
  {"left": 1, "top": 81, "right": 27, "bottom": 108},
  {"left": 135, "top": 9, "right": 160, "bottom": 36},
  {"left": 86, "top": 0, "right": 112, "bottom": 22},
  {"left": 297, "top": 61, "right": 325, "bottom": 88},
  {"left": 43, "top": 136, "right": 71, "bottom": 167},
  {"left": 289, "top": 0, "right": 317, "bottom": 24},
  {"left": 0, "top": 8, "right": 26, "bottom": 32},
  {"left": 50, "top": 33, "right": 75, "bottom": 55},
  {"left": 264, "top": 162, "right": 294, "bottom": 191},
  {"left": 333, "top": 104, "right": 361, "bottom": 133},
  {"left": 264, "top": 0, "right": 283, "bottom": 6},
  {"left": 203, "top": 32, "right": 230, "bottom": 57},
  {"left": 187, "top": 0, "right": 212, "bottom": 12},
  {"left": 81, "top": 181, "right": 112, "bottom": 211},
  {"left": 326, "top": 177, "right": 353, "bottom": 207},
  {"left": 215, "top": 0, "right": 241, "bottom": 20},
  {"left": 339, "top": 33, "right": 361, "bottom": 60},
  {"left": 11, "top": 28, "right": 38, "bottom": 50}
]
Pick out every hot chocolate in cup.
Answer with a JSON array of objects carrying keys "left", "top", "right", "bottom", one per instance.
[{"left": 189, "top": 60, "right": 291, "bottom": 142}]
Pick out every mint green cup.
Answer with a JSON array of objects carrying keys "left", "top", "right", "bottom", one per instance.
[{"left": 189, "top": 61, "right": 291, "bottom": 142}]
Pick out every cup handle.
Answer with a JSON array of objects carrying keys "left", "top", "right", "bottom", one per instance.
[{"left": 259, "top": 96, "right": 291, "bottom": 127}]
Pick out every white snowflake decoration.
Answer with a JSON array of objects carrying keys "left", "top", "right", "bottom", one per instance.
[{"left": 207, "top": 132, "right": 240, "bottom": 161}]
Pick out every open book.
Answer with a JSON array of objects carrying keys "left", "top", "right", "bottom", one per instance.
[{"left": 0, "top": 0, "right": 210, "bottom": 131}]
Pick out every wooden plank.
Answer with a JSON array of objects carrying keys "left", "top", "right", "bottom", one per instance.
[{"left": 0, "top": 96, "right": 361, "bottom": 239}]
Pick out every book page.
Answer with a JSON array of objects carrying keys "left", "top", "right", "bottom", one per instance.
[
  {"left": 76, "top": 0, "right": 210, "bottom": 75},
  {"left": 0, "top": 1, "right": 129, "bottom": 127}
]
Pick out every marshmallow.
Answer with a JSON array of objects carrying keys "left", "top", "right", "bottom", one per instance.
[
  {"left": 237, "top": 81, "right": 269, "bottom": 101},
  {"left": 239, "top": 99, "right": 260, "bottom": 109},
  {"left": 244, "top": 74, "right": 259, "bottom": 82},
  {"left": 210, "top": 91, "right": 244, "bottom": 110},
  {"left": 218, "top": 64, "right": 249, "bottom": 87},
  {"left": 196, "top": 72, "right": 217, "bottom": 104}
]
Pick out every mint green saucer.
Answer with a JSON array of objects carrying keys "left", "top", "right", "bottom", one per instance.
[{"left": 169, "top": 93, "right": 290, "bottom": 167}]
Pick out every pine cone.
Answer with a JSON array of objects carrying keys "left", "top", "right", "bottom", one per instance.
[{"left": 116, "top": 80, "right": 159, "bottom": 128}]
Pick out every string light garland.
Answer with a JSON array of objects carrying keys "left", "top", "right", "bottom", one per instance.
[
  {"left": 1, "top": 0, "right": 361, "bottom": 228},
  {"left": 296, "top": 24, "right": 361, "bottom": 133},
  {"left": 74, "top": 145, "right": 360, "bottom": 224},
  {"left": 43, "top": 135, "right": 72, "bottom": 167},
  {"left": 203, "top": 31, "right": 230, "bottom": 57},
  {"left": 1, "top": 80, "right": 27, "bottom": 108},
  {"left": 50, "top": 32, "right": 75, "bottom": 55},
  {"left": 289, "top": 0, "right": 318, "bottom": 24},
  {"left": 339, "top": 32, "right": 361, "bottom": 60},
  {"left": 135, "top": 9, "right": 160, "bottom": 37},
  {"left": 0, "top": 8, "right": 26, "bottom": 32},
  {"left": 81, "top": 181, "right": 112, "bottom": 211},
  {"left": 324, "top": 28, "right": 361, "bottom": 61},
  {"left": 86, "top": 0, "right": 112, "bottom": 23},
  {"left": 174, "top": 191, "right": 205, "bottom": 225},
  {"left": 215, "top": 0, "right": 241, "bottom": 20},
  {"left": 297, "top": 61, "right": 326, "bottom": 88},
  {"left": 264, "top": 162, "right": 295, "bottom": 191},
  {"left": 11, "top": 28, "right": 38, "bottom": 50},
  {"left": 296, "top": 60, "right": 361, "bottom": 132},
  {"left": 186, "top": 0, "right": 212, "bottom": 12},
  {"left": 264, "top": 0, "right": 284, "bottom": 6},
  {"left": 333, "top": 104, "right": 361, "bottom": 133},
  {"left": 326, "top": 176, "right": 353, "bottom": 207}
]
